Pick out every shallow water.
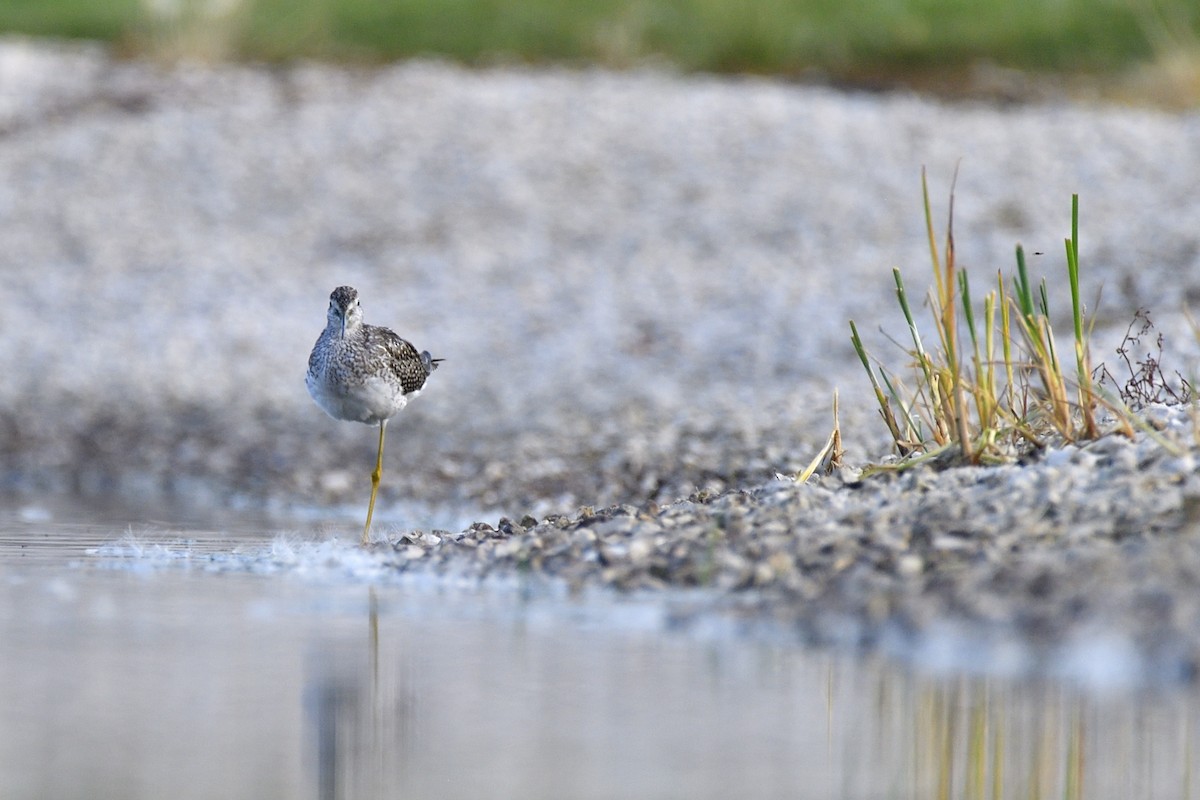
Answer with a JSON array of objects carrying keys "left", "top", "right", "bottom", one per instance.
[{"left": 2, "top": 502, "right": 1200, "bottom": 799}]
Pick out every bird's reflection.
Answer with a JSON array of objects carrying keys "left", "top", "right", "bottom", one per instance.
[{"left": 307, "top": 587, "right": 415, "bottom": 800}]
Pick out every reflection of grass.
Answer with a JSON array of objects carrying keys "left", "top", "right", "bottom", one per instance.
[
  {"left": 0, "top": 0, "right": 1193, "bottom": 79},
  {"left": 911, "top": 681, "right": 1086, "bottom": 800}
]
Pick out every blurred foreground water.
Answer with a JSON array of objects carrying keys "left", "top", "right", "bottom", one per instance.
[{"left": 1, "top": 503, "right": 1198, "bottom": 799}]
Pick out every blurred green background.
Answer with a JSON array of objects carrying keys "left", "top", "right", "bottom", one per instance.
[{"left": 2, "top": 0, "right": 1199, "bottom": 86}]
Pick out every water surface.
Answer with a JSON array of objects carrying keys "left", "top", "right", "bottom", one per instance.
[{"left": 1, "top": 502, "right": 1197, "bottom": 799}]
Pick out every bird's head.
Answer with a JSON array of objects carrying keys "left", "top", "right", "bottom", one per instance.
[{"left": 327, "top": 286, "right": 363, "bottom": 337}]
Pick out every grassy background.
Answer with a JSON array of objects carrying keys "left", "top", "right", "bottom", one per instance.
[{"left": 1, "top": 0, "right": 1197, "bottom": 81}]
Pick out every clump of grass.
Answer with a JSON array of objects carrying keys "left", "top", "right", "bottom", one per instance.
[{"left": 850, "top": 170, "right": 1129, "bottom": 465}]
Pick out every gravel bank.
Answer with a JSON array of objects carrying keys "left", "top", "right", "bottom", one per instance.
[
  {"left": 6, "top": 39, "right": 1200, "bottom": 680},
  {"left": 366, "top": 404, "right": 1200, "bottom": 684}
]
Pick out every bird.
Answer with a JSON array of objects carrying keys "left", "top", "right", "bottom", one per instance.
[{"left": 306, "top": 286, "right": 442, "bottom": 545}]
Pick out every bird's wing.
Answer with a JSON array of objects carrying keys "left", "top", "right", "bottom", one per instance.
[{"left": 366, "top": 325, "right": 432, "bottom": 394}]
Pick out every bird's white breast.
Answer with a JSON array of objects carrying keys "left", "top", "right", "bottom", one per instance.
[{"left": 307, "top": 371, "right": 416, "bottom": 425}]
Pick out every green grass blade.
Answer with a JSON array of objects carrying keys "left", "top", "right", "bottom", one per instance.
[
  {"left": 849, "top": 319, "right": 874, "bottom": 376},
  {"left": 1065, "top": 193, "right": 1097, "bottom": 437},
  {"left": 1067, "top": 235, "right": 1083, "bottom": 344},
  {"left": 1038, "top": 278, "right": 1061, "bottom": 375},
  {"left": 850, "top": 320, "right": 907, "bottom": 448},
  {"left": 959, "top": 268, "right": 978, "bottom": 352},
  {"left": 1014, "top": 245, "right": 1035, "bottom": 320},
  {"left": 894, "top": 268, "right": 940, "bottom": 406},
  {"left": 894, "top": 269, "right": 925, "bottom": 354}
]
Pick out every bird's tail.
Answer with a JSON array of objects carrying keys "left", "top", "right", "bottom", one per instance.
[{"left": 421, "top": 352, "right": 444, "bottom": 373}]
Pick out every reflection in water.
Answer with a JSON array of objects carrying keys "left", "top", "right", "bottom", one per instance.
[
  {"left": 309, "top": 588, "right": 415, "bottom": 800},
  {"left": 296, "top": 582, "right": 1200, "bottom": 800},
  {"left": 1, "top": 542, "right": 1199, "bottom": 798}
]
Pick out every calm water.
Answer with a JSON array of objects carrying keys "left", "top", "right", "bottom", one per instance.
[{"left": 2, "top": 501, "right": 1199, "bottom": 799}]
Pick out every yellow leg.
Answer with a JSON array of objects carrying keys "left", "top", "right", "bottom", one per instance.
[{"left": 362, "top": 420, "right": 387, "bottom": 545}]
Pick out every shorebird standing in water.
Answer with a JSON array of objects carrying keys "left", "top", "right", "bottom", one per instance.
[{"left": 306, "top": 286, "right": 442, "bottom": 545}]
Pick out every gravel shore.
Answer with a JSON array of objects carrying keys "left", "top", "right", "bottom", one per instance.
[
  {"left": 375, "top": 405, "right": 1200, "bottom": 683},
  {"left": 5, "top": 38, "right": 1200, "bottom": 680}
]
